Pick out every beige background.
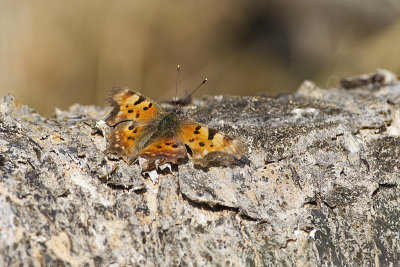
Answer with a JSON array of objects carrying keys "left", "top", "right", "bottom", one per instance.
[{"left": 1, "top": 0, "right": 400, "bottom": 116}]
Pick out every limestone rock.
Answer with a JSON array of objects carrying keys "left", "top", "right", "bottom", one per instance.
[{"left": 0, "top": 70, "right": 399, "bottom": 265}]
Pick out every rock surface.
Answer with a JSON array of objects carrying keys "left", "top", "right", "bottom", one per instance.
[{"left": 0, "top": 69, "right": 399, "bottom": 266}]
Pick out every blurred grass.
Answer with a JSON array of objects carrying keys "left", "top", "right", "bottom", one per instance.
[{"left": 1, "top": 0, "right": 400, "bottom": 116}]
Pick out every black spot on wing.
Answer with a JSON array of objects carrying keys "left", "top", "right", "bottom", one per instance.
[
  {"left": 143, "top": 103, "right": 153, "bottom": 110},
  {"left": 208, "top": 128, "right": 217, "bottom": 140},
  {"left": 193, "top": 125, "right": 202, "bottom": 134},
  {"left": 134, "top": 95, "right": 146, "bottom": 105}
]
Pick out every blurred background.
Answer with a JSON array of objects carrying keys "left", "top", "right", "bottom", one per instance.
[{"left": 1, "top": 0, "right": 400, "bottom": 116}]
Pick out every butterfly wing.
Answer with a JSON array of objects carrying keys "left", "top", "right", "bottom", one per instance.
[
  {"left": 137, "top": 135, "right": 187, "bottom": 171},
  {"left": 106, "top": 121, "right": 158, "bottom": 162},
  {"left": 105, "top": 88, "right": 164, "bottom": 162},
  {"left": 106, "top": 87, "right": 164, "bottom": 126},
  {"left": 177, "top": 122, "right": 248, "bottom": 167}
]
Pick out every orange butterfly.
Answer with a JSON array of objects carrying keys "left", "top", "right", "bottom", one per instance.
[{"left": 105, "top": 88, "right": 248, "bottom": 171}]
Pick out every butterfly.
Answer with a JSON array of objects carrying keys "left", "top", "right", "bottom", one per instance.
[{"left": 105, "top": 87, "right": 248, "bottom": 171}]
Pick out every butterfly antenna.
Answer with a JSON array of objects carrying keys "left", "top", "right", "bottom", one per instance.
[
  {"left": 175, "top": 65, "right": 181, "bottom": 112},
  {"left": 182, "top": 78, "right": 208, "bottom": 104}
]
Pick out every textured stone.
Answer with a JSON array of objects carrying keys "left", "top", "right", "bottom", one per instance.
[{"left": 0, "top": 70, "right": 399, "bottom": 265}]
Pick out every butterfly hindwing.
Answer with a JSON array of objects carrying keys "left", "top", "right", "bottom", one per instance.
[
  {"left": 138, "top": 135, "right": 187, "bottom": 170},
  {"left": 178, "top": 122, "right": 248, "bottom": 167},
  {"left": 106, "top": 87, "right": 164, "bottom": 126},
  {"left": 105, "top": 121, "right": 152, "bottom": 161}
]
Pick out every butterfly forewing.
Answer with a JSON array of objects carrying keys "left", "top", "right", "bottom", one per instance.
[{"left": 106, "top": 88, "right": 164, "bottom": 126}]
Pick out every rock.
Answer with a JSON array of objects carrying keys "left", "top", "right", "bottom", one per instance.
[{"left": 0, "top": 69, "right": 399, "bottom": 265}]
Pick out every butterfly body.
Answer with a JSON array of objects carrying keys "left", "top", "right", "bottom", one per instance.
[
  {"left": 141, "top": 112, "right": 180, "bottom": 153},
  {"left": 105, "top": 88, "right": 248, "bottom": 171},
  {"left": 157, "top": 112, "right": 179, "bottom": 132}
]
